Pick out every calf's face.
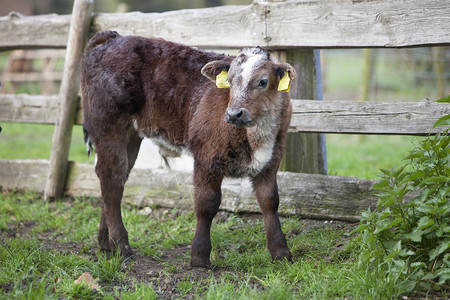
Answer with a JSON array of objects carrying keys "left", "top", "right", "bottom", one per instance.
[{"left": 201, "top": 48, "right": 296, "bottom": 128}]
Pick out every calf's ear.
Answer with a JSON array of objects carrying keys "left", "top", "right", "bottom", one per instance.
[
  {"left": 275, "top": 63, "right": 296, "bottom": 82},
  {"left": 274, "top": 63, "right": 296, "bottom": 92},
  {"left": 201, "top": 60, "right": 231, "bottom": 83}
]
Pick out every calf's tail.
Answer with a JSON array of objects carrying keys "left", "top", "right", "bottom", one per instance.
[
  {"left": 83, "top": 126, "right": 93, "bottom": 157},
  {"left": 82, "top": 31, "right": 120, "bottom": 157}
]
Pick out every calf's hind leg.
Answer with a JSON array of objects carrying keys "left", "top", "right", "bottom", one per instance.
[
  {"left": 96, "top": 133, "right": 142, "bottom": 257},
  {"left": 191, "top": 167, "right": 223, "bottom": 268}
]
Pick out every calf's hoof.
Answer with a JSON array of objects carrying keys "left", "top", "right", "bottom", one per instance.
[
  {"left": 271, "top": 249, "right": 293, "bottom": 262},
  {"left": 190, "top": 256, "right": 211, "bottom": 269},
  {"left": 103, "top": 237, "right": 133, "bottom": 258}
]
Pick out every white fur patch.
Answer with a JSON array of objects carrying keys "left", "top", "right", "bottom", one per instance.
[
  {"left": 246, "top": 105, "right": 280, "bottom": 176},
  {"left": 248, "top": 139, "right": 275, "bottom": 175},
  {"left": 132, "top": 118, "right": 186, "bottom": 157},
  {"left": 240, "top": 53, "right": 266, "bottom": 88},
  {"left": 150, "top": 136, "right": 183, "bottom": 156}
]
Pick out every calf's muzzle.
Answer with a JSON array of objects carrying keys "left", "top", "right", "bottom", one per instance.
[{"left": 225, "top": 107, "right": 253, "bottom": 127}]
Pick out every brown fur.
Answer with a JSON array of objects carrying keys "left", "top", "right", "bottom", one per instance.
[{"left": 81, "top": 31, "right": 295, "bottom": 268}]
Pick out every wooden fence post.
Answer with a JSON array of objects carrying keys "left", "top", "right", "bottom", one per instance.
[
  {"left": 44, "top": 0, "right": 93, "bottom": 200},
  {"left": 278, "top": 49, "right": 327, "bottom": 174}
]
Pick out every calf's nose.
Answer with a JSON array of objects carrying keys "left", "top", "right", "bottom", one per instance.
[{"left": 226, "top": 108, "right": 251, "bottom": 126}]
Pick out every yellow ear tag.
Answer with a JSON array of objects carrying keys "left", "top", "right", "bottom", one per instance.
[
  {"left": 216, "top": 70, "right": 230, "bottom": 89},
  {"left": 277, "top": 72, "right": 291, "bottom": 92}
]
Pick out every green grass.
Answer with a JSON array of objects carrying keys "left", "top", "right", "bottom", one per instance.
[
  {"left": 326, "top": 134, "right": 426, "bottom": 179},
  {"left": 0, "top": 122, "right": 93, "bottom": 163},
  {"left": 1, "top": 190, "right": 442, "bottom": 298}
]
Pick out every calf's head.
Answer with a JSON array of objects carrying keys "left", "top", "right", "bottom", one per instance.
[{"left": 201, "top": 47, "right": 296, "bottom": 127}]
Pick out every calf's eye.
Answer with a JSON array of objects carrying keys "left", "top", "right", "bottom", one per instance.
[{"left": 258, "top": 79, "right": 268, "bottom": 87}]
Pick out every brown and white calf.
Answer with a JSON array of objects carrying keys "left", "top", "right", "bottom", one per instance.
[{"left": 81, "top": 31, "right": 296, "bottom": 268}]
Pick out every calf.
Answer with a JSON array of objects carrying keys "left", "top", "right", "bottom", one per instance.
[{"left": 81, "top": 31, "right": 296, "bottom": 268}]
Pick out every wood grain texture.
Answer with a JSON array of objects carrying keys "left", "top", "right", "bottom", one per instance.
[
  {"left": 262, "top": 0, "right": 450, "bottom": 48},
  {"left": 1, "top": 0, "right": 448, "bottom": 50},
  {"left": 0, "top": 160, "right": 376, "bottom": 221},
  {"left": 0, "top": 159, "right": 49, "bottom": 192},
  {"left": 0, "top": 13, "right": 70, "bottom": 50},
  {"left": 289, "top": 99, "right": 450, "bottom": 134},
  {"left": 44, "top": 0, "right": 94, "bottom": 200},
  {"left": 91, "top": 5, "right": 259, "bottom": 49},
  {"left": 280, "top": 49, "right": 325, "bottom": 174},
  {"left": 0, "top": 94, "right": 58, "bottom": 124},
  {"left": 65, "top": 162, "right": 377, "bottom": 222}
]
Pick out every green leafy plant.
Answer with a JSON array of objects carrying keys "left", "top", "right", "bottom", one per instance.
[{"left": 355, "top": 96, "right": 450, "bottom": 295}]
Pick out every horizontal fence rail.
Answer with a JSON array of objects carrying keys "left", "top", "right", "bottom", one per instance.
[
  {"left": 289, "top": 99, "right": 450, "bottom": 135},
  {"left": 1, "top": 0, "right": 449, "bottom": 50},
  {"left": 0, "top": 95, "right": 448, "bottom": 135},
  {"left": 0, "top": 159, "right": 376, "bottom": 222}
]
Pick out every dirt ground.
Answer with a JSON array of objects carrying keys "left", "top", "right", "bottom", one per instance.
[{"left": 2, "top": 208, "right": 357, "bottom": 299}]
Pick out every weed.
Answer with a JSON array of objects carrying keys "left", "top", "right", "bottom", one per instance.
[
  {"left": 94, "top": 251, "right": 129, "bottom": 283},
  {"left": 115, "top": 282, "right": 158, "bottom": 300},
  {"left": 355, "top": 98, "right": 450, "bottom": 296},
  {"left": 64, "top": 281, "right": 97, "bottom": 299},
  {"left": 0, "top": 238, "right": 44, "bottom": 284}
]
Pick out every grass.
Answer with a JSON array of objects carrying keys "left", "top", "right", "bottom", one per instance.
[
  {"left": 1, "top": 190, "right": 434, "bottom": 299},
  {"left": 0, "top": 122, "right": 94, "bottom": 163},
  {"left": 326, "top": 134, "right": 425, "bottom": 179}
]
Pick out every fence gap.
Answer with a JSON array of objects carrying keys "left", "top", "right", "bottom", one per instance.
[{"left": 44, "top": 0, "right": 94, "bottom": 200}]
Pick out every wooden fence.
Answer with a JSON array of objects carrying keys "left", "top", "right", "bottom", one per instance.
[{"left": 0, "top": 0, "right": 449, "bottom": 222}]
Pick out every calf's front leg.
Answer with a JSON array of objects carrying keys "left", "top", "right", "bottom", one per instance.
[{"left": 252, "top": 172, "right": 292, "bottom": 261}]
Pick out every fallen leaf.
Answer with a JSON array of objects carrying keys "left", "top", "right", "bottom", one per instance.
[{"left": 74, "top": 272, "right": 99, "bottom": 290}]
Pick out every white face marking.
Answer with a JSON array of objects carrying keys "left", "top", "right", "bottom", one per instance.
[
  {"left": 240, "top": 54, "right": 266, "bottom": 88},
  {"left": 231, "top": 53, "right": 266, "bottom": 104}
]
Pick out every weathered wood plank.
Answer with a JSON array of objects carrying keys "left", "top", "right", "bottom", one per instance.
[
  {"left": 0, "top": 13, "right": 70, "bottom": 50},
  {"left": 45, "top": 0, "right": 94, "bottom": 200},
  {"left": 262, "top": 0, "right": 450, "bottom": 48},
  {"left": 289, "top": 99, "right": 450, "bottom": 135},
  {"left": 1, "top": 95, "right": 446, "bottom": 135},
  {"left": 0, "top": 159, "right": 49, "bottom": 192},
  {"left": 91, "top": 5, "right": 259, "bottom": 50},
  {"left": 0, "top": 94, "right": 58, "bottom": 124},
  {"left": 66, "top": 162, "right": 376, "bottom": 222},
  {"left": 1, "top": 0, "right": 448, "bottom": 50},
  {"left": 0, "top": 159, "right": 377, "bottom": 221}
]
